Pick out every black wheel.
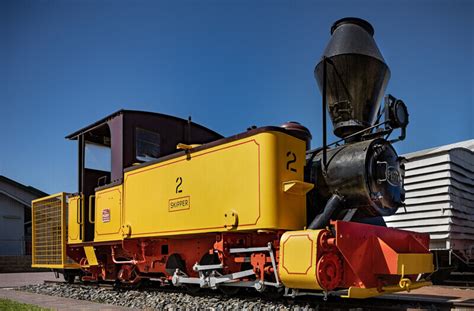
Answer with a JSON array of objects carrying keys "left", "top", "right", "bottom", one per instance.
[
  {"left": 219, "top": 286, "right": 240, "bottom": 296},
  {"left": 263, "top": 286, "right": 284, "bottom": 299},
  {"left": 63, "top": 270, "right": 76, "bottom": 284},
  {"left": 184, "top": 284, "right": 201, "bottom": 295},
  {"left": 165, "top": 254, "right": 187, "bottom": 275},
  {"left": 113, "top": 279, "right": 121, "bottom": 290},
  {"left": 184, "top": 253, "right": 221, "bottom": 295},
  {"left": 200, "top": 253, "right": 221, "bottom": 270},
  {"left": 137, "top": 278, "right": 151, "bottom": 290}
]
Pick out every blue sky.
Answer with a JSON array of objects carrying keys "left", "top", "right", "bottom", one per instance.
[{"left": 1, "top": 0, "right": 472, "bottom": 194}]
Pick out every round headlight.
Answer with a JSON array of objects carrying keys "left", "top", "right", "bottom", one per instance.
[{"left": 389, "top": 99, "right": 409, "bottom": 128}]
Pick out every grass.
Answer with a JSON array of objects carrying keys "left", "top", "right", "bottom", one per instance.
[{"left": 0, "top": 298, "right": 51, "bottom": 311}]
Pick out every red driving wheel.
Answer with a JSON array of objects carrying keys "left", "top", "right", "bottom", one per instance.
[{"left": 316, "top": 253, "right": 343, "bottom": 290}]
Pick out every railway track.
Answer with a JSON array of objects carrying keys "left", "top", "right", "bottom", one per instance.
[
  {"left": 40, "top": 280, "right": 474, "bottom": 310},
  {"left": 441, "top": 272, "right": 474, "bottom": 288},
  {"left": 43, "top": 279, "right": 114, "bottom": 289},
  {"left": 442, "top": 280, "right": 474, "bottom": 289}
]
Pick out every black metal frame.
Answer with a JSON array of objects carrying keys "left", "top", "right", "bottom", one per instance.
[{"left": 322, "top": 57, "right": 328, "bottom": 173}]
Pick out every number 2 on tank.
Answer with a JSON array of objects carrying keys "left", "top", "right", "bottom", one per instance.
[
  {"left": 286, "top": 151, "right": 297, "bottom": 172},
  {"left": 176, "top": 177, "right": 183, "bottom": 193}
]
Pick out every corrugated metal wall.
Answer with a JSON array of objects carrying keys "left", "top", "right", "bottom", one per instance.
[
  {"left": 384, "top": 140, "right": 474, "bottom": 261},
  {"left": 0, "top": 194, "right": 25, "bottom": 255}
]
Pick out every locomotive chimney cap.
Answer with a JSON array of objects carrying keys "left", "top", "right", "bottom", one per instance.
[
  {"left": 331, "top": 17, "right": 374, "bottom": 36},
  {"left": 315, "top": 17, "right": 390, "bottom": 139}
]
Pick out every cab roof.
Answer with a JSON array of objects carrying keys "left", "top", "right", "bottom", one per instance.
[{"left": 65, "top": 109, "right": 222, "bottom": 140}]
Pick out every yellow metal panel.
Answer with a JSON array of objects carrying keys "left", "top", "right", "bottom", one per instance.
[
  {"left": 83, "top": 246, "right": 99, "bottom": 266},
  {"left": 32, "top": 264, "right": 80, "bottom": 269},
  {"left": 94, "top": 185, "right": 123, "bottom": 242},
  {"left": 282, "top": 180, "right": 314, "bottom": 195},
  {"left": 122, "top": 131, "right": 307, "bottom": 239},
  {"left": 397, "top": 253, "right": 434, "bottom": 275},
  {"left": 31, "top": 193, "right": 79, "bottom": 269},
  {"left": 274, "top": 133, "right": 308, "bottom": 229},
  {"left": 343, "top": 281, "right": 432, "bottom": 299},
  {"left": 279, "top": 230, "right": 323, "bottom": 290},
  {"left": 68, "top": 195, "right": 83, "bottom": 244}
]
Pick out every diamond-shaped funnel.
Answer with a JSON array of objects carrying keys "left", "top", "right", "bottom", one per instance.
[{"left": 315, "top": 18, "right": 390, "bottom": 138}]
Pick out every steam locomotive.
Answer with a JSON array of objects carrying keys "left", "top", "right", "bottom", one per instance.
[{"left": 31, "top": 18, "right": 433, "bottom": 299}]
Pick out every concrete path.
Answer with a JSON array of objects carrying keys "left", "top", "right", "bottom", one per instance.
[
  {"left": 0, "top": 288, "right": 133, "bottom": 310},
  {"left": 0, "top": 272, "right": 60, "bottom": 288},
  {"left": 0, "top": 272, "right": 134, "bottom": 310}
]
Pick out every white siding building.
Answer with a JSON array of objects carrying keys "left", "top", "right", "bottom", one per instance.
[
  {"left": 384, "top": 139, "right": 474, "bottom": 269},
  {"left": 0, "top": 176, "right": 47, "bottom": 256}
]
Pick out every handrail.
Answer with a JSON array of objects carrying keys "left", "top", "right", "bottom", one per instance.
[
  {"left": 88, "top": 195, "right": 95, "bottom": 224},
  {"left": 76, "top": 196, "right": 83, "bottom": 225}
]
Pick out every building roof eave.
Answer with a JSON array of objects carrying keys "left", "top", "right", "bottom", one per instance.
[{"left": 0, "top": 189, "right": 32, "bottom": 207}]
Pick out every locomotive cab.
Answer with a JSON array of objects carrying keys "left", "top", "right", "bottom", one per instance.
[{"left": 64, "top": 110, "right": 222, "bottom": 242}]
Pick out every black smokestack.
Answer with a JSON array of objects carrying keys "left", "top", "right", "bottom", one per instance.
[{"left": 315, "top": 17, "right": 390, "bottom": 139}]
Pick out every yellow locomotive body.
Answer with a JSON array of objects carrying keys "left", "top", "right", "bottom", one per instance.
[
  {"left": 31, "top": 110, "right": 433, "bottom": 298},
  {"left": 67, "top": 130, "right": 310, "bottom": 244},
  {"left": 31, "top": 17, "right": 436, "bottom": 299}
]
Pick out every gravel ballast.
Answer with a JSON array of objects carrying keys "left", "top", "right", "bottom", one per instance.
[{"left": 19, "top": 283, "right": 318, "bottom": 310}]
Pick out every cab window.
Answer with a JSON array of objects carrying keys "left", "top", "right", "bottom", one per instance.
[
  {"left": 85, "top": 142, "right": 111, "bottom": 172},
  {"left": 136, "top": 127, "right": 160, "bottom": 162}
]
